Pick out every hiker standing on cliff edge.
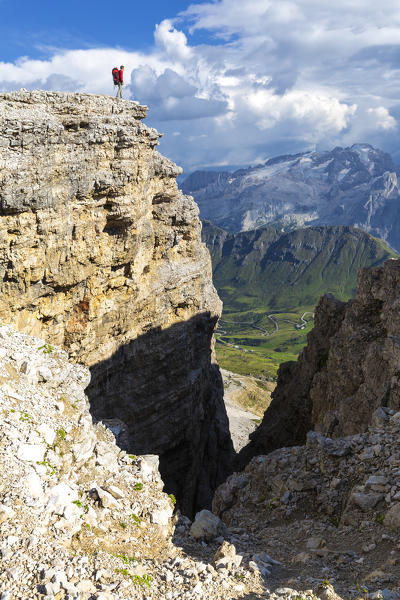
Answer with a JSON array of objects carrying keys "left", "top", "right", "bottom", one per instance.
[{"left": 112, "top": 65, "right": 124, "bottom": 98}]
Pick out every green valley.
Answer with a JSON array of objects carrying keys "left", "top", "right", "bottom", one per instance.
[{"left": 203, "top": 221, "right": 398, "bottom": 378}]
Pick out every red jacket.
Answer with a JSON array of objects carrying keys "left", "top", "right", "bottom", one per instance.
[{"left": 119, "top": 69, "right": 124, "bottom": 84}]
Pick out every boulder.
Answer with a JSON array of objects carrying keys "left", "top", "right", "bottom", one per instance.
[
  {"left": 213, "top": 541, "right": 243, "bottom": 569},
  {"left": 189, "top": 509, "right": 225, "bottom": 541},
  {"left": 384, "top": 503, "right": 400, "bottom": 530}
]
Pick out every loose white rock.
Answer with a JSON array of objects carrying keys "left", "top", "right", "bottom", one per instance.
[
  {"left": 37, "top": 423, "right": 56, "bottom": 445},
  {"left": 17, "top": 443, "right": 46, "bottom": 462},
  {"left": 0, "top": 505, "right": 15, "bottom": 524},
  {"left": 25, "top": 471, "right": 44, "bottom": 498}
]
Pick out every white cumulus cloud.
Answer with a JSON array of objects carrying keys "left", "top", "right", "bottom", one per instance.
[
  {"left": 1, "top": 0, "right": 400, "bottom": 171},
  {"left": 154, "top": 20, "right": 193, "bottom": 61},
  {"left": 368, "top": 106, "right": 397, "bottom": 131}
]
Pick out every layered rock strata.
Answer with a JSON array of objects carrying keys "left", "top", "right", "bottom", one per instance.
[
  {"left": 240, "top": 259, "right": 400, "bottom": 464},
  {"left": 0, "top": 90, "right": 233, "bottom": 515}
]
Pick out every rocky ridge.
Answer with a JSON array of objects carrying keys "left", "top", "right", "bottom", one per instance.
[{"left": 0, "top": 90, "right": 233, "bottom": 515}]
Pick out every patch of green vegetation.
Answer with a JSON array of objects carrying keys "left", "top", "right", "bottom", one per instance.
[
  {"left": 38, "top": 343, "right": 54, "bottom": 354},
  {"left": 356, "top": 583, "right": 369, "bottom": 597},
  {"left": 133, "top": 574, "right": 152, "bottom": 588},
  {"left": 130, "top": 513, "right": 142, "bottom": 526},
  {"left": 134, "top": 483, "right": 143, "bottom": 491},
  {"left": 37, "top": 460, "right": 55, "bottom": 476},
  {"left": 168, "top": 493, "right": 176, "bottom": 505},
  {"left": 71, "top": 398, "right": 81, "bottom": 409},
  {"left": 56, "top": 427, "right": 66, "bottom": 440},
  {"left": 114, "top": 569, "right": 152, "bottom": 588},
  {"left": 203, "top": 222, "right": 398, "bottom": 376},
  {"left": 215, "top": 307, "right": 314, "bottom": 377},
  {"left": 320, "top": 579, "right": 333, "bottom": 590},
  {"left": 113, "top": 553, "right": 134, "bottom": 564},
  {"left": 19, "top": 411, "right": 31, "bottom": 422}
]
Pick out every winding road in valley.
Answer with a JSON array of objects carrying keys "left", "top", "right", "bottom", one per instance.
[{"left": 216, "top": 312, "right": 315, "bottom": 352}]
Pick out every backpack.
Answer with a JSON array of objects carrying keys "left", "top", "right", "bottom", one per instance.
[{"left": 112, "top": 67, "right": 120, "bottom": 85}]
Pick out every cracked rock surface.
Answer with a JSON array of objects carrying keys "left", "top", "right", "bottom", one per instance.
[{"left": 0, "top": 90, "right": 234, "bottom": 515}]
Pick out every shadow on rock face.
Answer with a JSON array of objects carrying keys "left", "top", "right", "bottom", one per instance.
[{"left": 85, "top": 312, "right": 235, "bottom": 518}]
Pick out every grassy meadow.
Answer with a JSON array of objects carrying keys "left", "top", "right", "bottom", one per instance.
[
  {"left": 204, "top": 222, "right": 398, "bottom": 378},
  {"left": 215, "top": 306, "right": 315, "bottom": 378}
]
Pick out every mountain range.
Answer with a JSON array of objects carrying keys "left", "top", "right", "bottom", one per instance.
[
  {"left": 183, "top": 144, "right": 400, "bottom": 252},
  {"left": 202, "top": 220, "right": 397, "bottom": 312}
]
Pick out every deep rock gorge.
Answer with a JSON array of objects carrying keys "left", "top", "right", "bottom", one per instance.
[{"left": 0, "top": 90, "right": 234, "bottom": 515}]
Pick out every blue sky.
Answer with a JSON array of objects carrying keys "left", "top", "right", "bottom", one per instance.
[
  {"left": 1, "top": 0, "right": 400, "bottom": 174},
  {"left": 0, "top": 1, "right": 209, "bottom": 61}
]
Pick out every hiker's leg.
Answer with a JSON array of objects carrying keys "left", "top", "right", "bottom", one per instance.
[{"left": 117, "top": 83, "right": 123, "bottom": 98}]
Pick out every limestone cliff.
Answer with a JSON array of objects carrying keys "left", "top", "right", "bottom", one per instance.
[
  {"left": 240, "top": 258, "right": 400, "bottom": 464},
  {"left": 0, "top": 90, "right": 234, "bottom": 515}
]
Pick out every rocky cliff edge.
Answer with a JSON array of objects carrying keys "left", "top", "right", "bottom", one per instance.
[{"left": 0, "top": 90, "right": 234, "bottom": 515}]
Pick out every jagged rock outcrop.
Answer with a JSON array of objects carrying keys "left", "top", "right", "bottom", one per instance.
[
  {"left": 0, "top": 90, "right": 234, "bottom": 515},
  {"left": 214, "top": 408, "right": 400, "bottom": 596},
  {"left": 183, "top": 144, "right": 400, "bottom": 252},
  {"left": 240, "top": 259, "right": 400, "bottom": 465}
]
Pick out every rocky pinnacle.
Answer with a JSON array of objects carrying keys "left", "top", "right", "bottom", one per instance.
[{"left": 240, "top": 258, "right": 400, "bottom": 465}]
